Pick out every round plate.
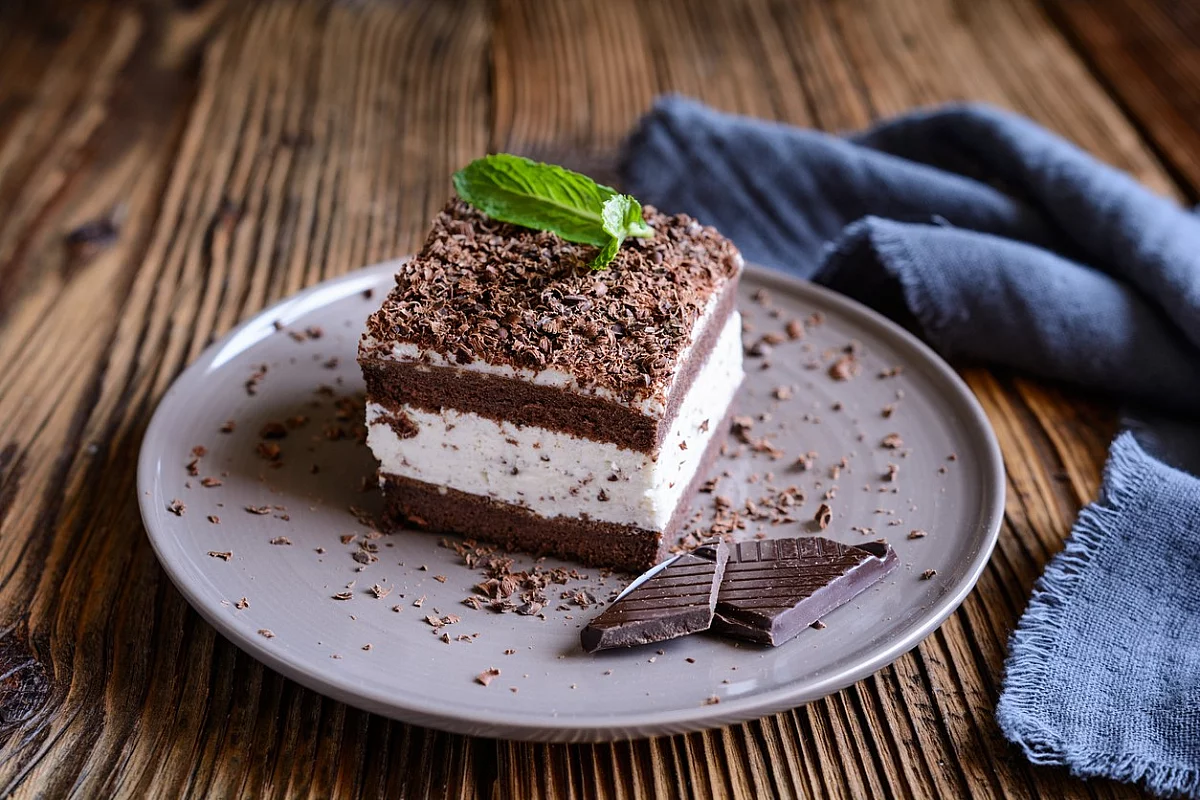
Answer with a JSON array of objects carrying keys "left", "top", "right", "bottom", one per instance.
[{"left": 138, "top": 262, "right": 1004, "bottom": 742}]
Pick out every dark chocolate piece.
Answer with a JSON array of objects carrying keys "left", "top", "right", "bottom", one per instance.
[
  {"left": 581, "top": 542, "right": 729, "bottom": 652},
  {"left": 711, "top": 537, "right": 897, "bottom": 646}
]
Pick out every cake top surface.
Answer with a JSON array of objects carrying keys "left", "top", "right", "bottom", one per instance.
[{"left": 361, "top": 200, "right": 742, "bottom": 404}]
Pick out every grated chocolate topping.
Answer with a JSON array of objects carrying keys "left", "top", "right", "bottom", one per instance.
[{"left": 360, "top": 200, "right": 742, "bottom": 404}]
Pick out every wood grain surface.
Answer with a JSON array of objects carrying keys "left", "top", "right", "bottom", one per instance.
[{"left": 0, "top": 0, "right": 1191, "bottom": 796}]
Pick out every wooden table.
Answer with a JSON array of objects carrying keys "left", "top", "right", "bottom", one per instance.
[{"left": 0, "top": 0, "right": 1191, "bottom": 796}]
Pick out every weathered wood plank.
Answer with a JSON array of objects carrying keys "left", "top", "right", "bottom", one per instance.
[{"left": 1047, "top": 0, "right": 1200, "bottom": 198}]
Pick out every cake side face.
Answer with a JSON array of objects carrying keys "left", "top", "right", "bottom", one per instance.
[
  {"left": 359, "top": 200, "right": 743, "bottom": 422},
  {"left": 366, "top": 309, "right": 742, "bottom": 533}
]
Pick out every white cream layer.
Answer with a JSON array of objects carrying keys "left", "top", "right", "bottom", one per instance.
[
  {"left": 360, "top": 258, "right": 742, "bottom": 416},
  {"left": 367, "top": 312, "right": 743, "bottom": 530}
]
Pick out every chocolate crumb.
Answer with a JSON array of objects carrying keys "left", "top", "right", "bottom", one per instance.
[
  {"left": 908, "top": 529, "right": 928, "bottom": 540},
  {"left": 235, "top": 597, "right": 249, "bottom": 610},
  {"left": 921, "top": 569, "right": 937, "bottom": 580},
  {"left": 269, "top": 536, "right": 292, "bottom": 546},
  {"left": 811, "top": 620, "right": 827, "bottom": 630},
  {"left": 785, "top": 319, "right": 804, "bottom": 340},
  {"left": 881, "top": 433, "right": 904, "bottom": 449},
  {"left": 245, "top": 505, "right": 271, "bottom": 515},
  {"left": 434, "top": 575, "right": 448, "bottom": 583},
  {"left": 748, "top": 340, "right": 772, "bottom": 358},
  {"left": 884, "top": 463, "right": 899, "bottom": 482},
  {"left": 200, "top": 477, "right": 223, "bottom": 488},
  {"left": 207, "top": 550, "right": 232, "bottom": 561},
  {"left": 772, "top": 385, "right": 794, "bottom": 400},
  {"left": 730, "top": 415, "right": 755, "bottom": 443},
  {"left": 413, "top": 595, "right": 426, "bottom": 608},
  {"left": 259, "top": 422, "right": 288, "bottom": 439},
  {"left": 476, "top": 668, "right": 501, "bottom": 686},
  {"left": 256, "top": 442, "right": 281, "bottom": 461},
  {"left": 792, "top": 451, "right": 817, "bottom": 472},
  {"left": 362, "top": 644, "right": 373, "bottom": 651},
  {"left": 220, "top": 420, "right": 236, "bottom": 433},
  {"left": 207, "top": 515, "right": 220, "bottom": 524},
  {"left": 829, "top": 354, "right": 860, "bottom": 381},
  {"left": 245, "top": 365, "right": 267, "bottom": 396},
  {"left": 879, "top": 366, "right": 903, "bottom": 378},
  {"left": 258, "top": 629, "right": 275, "bottom": 639},
  {"left": 704, "top": 696, "right": 721, "bottom": 706},
  {"left": 332, "top": 591, "right": 353, "bottom": 601},
  {"left": 814, "top": 503, "right": 832, "bottom": 529},
  {"left": 167, "top": 499, "right": 186, "bottom": 516},
  {"left": 881, "top": 404, "right": 895, "bottom": 419}
]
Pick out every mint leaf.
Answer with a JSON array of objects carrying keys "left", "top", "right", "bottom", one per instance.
[
  {"left": 593, "top": 194, "right": 653, "bottom": 269},
  {"left": 452, "top": 154, "right": 653, "bottom": 269}
]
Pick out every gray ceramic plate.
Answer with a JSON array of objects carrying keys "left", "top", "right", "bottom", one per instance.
[{"left": 138, "top": 261, "right": 1004, "bottom": 742}]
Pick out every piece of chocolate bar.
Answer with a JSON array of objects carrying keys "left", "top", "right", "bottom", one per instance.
[
  {"left": 711, "top": 537, "right": 897, "bottom": 646},
  {"left": 581, "top": 541, "right": 729, "bottom": 653}
]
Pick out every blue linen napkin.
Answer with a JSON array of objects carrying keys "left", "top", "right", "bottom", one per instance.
[{"left": 621, "top": 97, "right": 1200, "bottom": 797}]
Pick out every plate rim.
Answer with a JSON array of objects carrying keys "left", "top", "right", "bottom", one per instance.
[{"left": 137, "top": 260, "right": 1006, "bottom": 741}]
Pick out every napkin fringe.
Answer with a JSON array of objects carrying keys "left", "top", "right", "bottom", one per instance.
[{"left": 998, "top": 433, "right": 1200, "bottom": 797}]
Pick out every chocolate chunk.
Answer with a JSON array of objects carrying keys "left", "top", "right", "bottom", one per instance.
[
  {"left": 581, "top": 542, "right": 729, "bottom": 653},
  {"left": 711, "top": 537, "right": 898, "bottom": 646}
]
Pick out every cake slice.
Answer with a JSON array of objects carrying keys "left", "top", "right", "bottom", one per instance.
[{"left": 358, "top": 199, "right": 743, "bottom": 571}]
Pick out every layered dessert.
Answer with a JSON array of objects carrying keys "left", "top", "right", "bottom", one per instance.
[{"left": 359, "top": 199, "right": 743, "bottom": 571}]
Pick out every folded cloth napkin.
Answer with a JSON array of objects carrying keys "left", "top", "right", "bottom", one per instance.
[{"left": 622, "top": 97, "right": 1200, "bottom": 797}]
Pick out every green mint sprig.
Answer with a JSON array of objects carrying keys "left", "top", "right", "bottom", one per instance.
[{"left": 452, "top": 154, "right": 653, "bottom": 270}]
